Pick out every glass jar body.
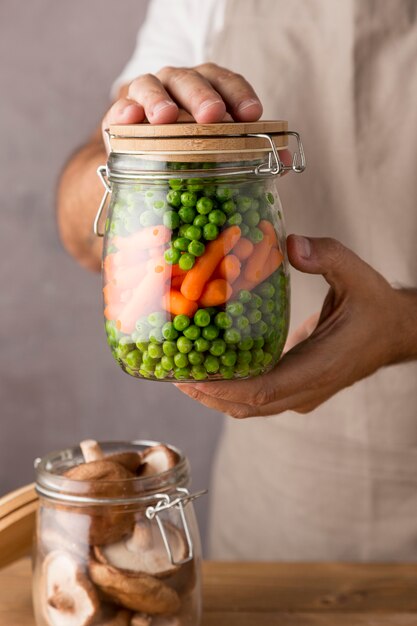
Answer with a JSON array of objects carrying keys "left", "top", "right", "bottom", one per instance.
[
  {"left": 102, "top": 155, "right": 290, "bottom": 382},
  {"left": 33, "top": 441, "right": 202, "bottom": 626}
]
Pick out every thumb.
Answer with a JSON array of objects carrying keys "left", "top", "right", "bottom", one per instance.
[{"left": 287, "top": 234, "right": 365, "bottom": 291}]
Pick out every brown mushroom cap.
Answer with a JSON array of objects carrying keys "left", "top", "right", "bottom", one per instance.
[
  {"left": 94, "top": 522, "right": 187, "bottom": 578},
  {"left": 41, "top": 551, "right": 99, "bottom": 626},
  {"left": 140, "top": 446, "right": 179, "bottom": 477},
  {"left": 64, "top": 459, "right": 135, "bottom": 483},
  {"left": 106, "top": 452, "right": 144, "bottom": 474},
  {"left": 88, "top": 560, "right": 180, "bottom": 615}
]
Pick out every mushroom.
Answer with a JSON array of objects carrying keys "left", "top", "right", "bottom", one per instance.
[
  {"left": 88, "top": 560, "right": 180, "bottom": 615},
  {"left": 94, "top": 522, "right": 188, "bottom": 578},
  {"left": 80, "top": 439, "right": 143, "bottom": 475},
  {"left": 149, "top": 618, "right": 181, "bottom": 626},
  {"left": 99, "top": 609, "right": 132, "bottom": 626},
  {"left": 140, "top": 445, "right": 179, "bottom": 477},
  {"left": 41, "top": 550, "right": 99, "bottom": 626}
]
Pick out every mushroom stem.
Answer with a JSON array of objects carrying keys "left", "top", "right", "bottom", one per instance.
[
  {"left": 126, "top": 524, "right": 153, "bottom": 552},
  {"left": 80, "top": 440, "right": 105, "bottom": 463}
]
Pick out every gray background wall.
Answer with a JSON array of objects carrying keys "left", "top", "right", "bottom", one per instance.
[{"left": 0, "top": 0, "right": 223, "bottom": 551}]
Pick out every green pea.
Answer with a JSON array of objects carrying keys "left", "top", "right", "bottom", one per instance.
[
  {"left": 191, "top": 364, "right": 208, "bottom": 380},
  {"left": 221, "top": 350, "right": 237, "bottom": 367},
  {"left": 188, "top": 240, "right": 205, "bottom": 257},
  {"left": 210, "top": 338, "right": 226, "bottom": 356},
  {"left": 226, "top": 301, "right": 244, "bottom": 317},
  {"left": 263, "top": 352, "right": 273, "bottom": 367},
  {"left": 261, "top": 299, "right": 275, "bottom": 315},
  {"left": 208, "top": 209, "right": 227, "bottom": 227},
  {"left": 161, "top": 355, "right": 175, "bottom": 371},
  {"left": 193, "top": 214, "right": 208, "bottom": 227},
  {"left": 139, "top": 210, "right": 159, "bottom": 227},
  {"left": 244, "top": 209, "right": 260, "bottom": 227},
  {"left": 125, "top": 350, "right": 142, "bottom": 369},
  {"left": 194, "top": 309, "right": 211, "bottom": 327},
  {"left": 135, "top": 341, "right": 149, "bottom": 352},
  {"left": 214, "top": 311, "right": 233, "bottom": 329},
  {"left": 238, "top": 289, "right": 252, "bottom": 304},
  {"left": 174, "top": 352, "right": 189, "bottom": 368},
  {"left": 228, "top": 213, "right": 242, "bottom": 226},
  {"left": 149, "top": 327, "right": 164, "bottom": 343},
  {"left": 253, "top": 337, "right": 265, "bottom": 349},
  {"left": 185, "top": 225, "right": 202, "bottom": 240},
  {"left": 203, "top": 223, "right": 219, "bottom": 241},
  {"left": 178, "top": 206, "right": 196, "bottom": 223},
  {"left": 173, "top": 237, "right": 191, "bottom": 251},
  {"left": 216, "top": 186, "right": 236, "bottom": 202},
  {"left": 177, "top": 336, "right": 193, "bottom": 354},
  {"left": 236, "top": 315, "right": 250, "bottom": 330},
  {"left": 222, "top": 200, "right": 236, "bottom": 215},
  {"left": 166, "top": 189, "right": 182, "bottom": 207},
  {"left": 235, "top": 363, "right": 250, "bottom": 377},
  {"left": 202, "top": 325, "right": 219, "bottom": 341},
  {"left": 248, "top": 309, "right": 262, "bottom": 324},
  {"left": 187, "top": 178, "right": 204, "bottom": 192},
  {"left": 248, "top": 294, "right": 263, "bottom": 309},
  {"left": 194, "top": 337, "right": 210, "bottom": 352},
  {"left": 147, "top": 312, "right": 166, "bottom": 327},
  {"left": 240, "top": 223, "right": 250, "bottom": 237},
  {"left": 183, "top": 325, "right": 201, "bottom": 340},
  {"left": 174, "top": 367, "right": 191, "bottom": 380},
  {"left": 238, "top": 337, "right": 254, "bottom": 351},
  {"left": 142, "top": 351, "right": 157, "bottom": 369},
  {"left": 248, "top": 227, "right": 264, "bottom": 243},
  {"left": 266, "top": 192, "right": 275, "bottom": 204},
  {"left": 237, "top": 350, "right": 252, "bottom": 364},
  {"left": 205, "top": 307, "right": 218, "bottom": 316},
  {"left": 178, "top": 224, "right": 190, "bottom": 237},
  {"left": 196, "top": 196, "right": 214, "bottom": 214},
  {"left": 257, "top": 281, "right": 276, "bottom": 298},
  {"left": 173, "top": 314, "right": 190, "bottom": 332},
  {"left": 163, "top": 341, "right": 178, "bottom": 357},
  {"left": 163, "top": 210, "right": 180, "bottom": 230},
  {"left": 188, "top": 350, "right": 204, "bottom": 365},
  {"left": 180, "top": 191, "right": 197, "bottom": 207},
  {"left": 236, "top": 196, "right": 253, "bottom": 213},
  {"left": 154, "top": 363, "right": 168, "bottom": 379},
  {"left": 220, "top": 365, "right": 234, "bottom": 379},
  {"left": 252, "top": 320, "right": 268, "bottom": 337},
  {"left": 139, "top": 368, "right": 153, "bottom": 379},
  {"left": 224, "top": 328, "right": 241, "bottom": 344},
  {"left": 124, "top": 366, "right": 138, "bottom": 377},
  {"left": 204, "top": 355, "right": 220, "bottom": 373},
  {"left": 251, "top": 348, "right": 264, "bottom": 364},
  {"left": 153, "top": 200, "right": 168, "bottom": 215},
  {"left": 249, "top": 366, "right": 262, "bottom": 377},
  {"left": 179, "top": 253, "right": 196, "bottom": 270},
  {"left": 164, "top": 246, "right": 181, "bottom": 265},
  {"left": 148, "top": 343, "right": 163, "bottom": 359}
]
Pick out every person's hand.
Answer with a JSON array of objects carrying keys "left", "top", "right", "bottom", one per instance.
[
  {"left": 177, "top": 235, "right": 410, "bottom": 418},
  {"left": 101, "top": 62, "right": 263, "bottom": 143}
]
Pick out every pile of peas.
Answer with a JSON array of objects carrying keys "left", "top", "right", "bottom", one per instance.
[{"left": 104, "top": 162, "right": 289, "bottom": 381}]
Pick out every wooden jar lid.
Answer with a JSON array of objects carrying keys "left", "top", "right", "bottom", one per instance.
[{"left": 107, "top": 121, "right": 288, "bottom": 161}]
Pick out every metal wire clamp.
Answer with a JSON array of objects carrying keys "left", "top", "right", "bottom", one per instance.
[
  {"left": 146, "top": 487, "right": 207, "bottom": 566},
  {"left": 248, "top": 131, "right": 306, "bottom": 175},
  {"left": 94, "top": 165, "right": 111, "bottom": 237}
]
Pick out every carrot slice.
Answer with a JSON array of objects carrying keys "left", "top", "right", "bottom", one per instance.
[
  {"left": 199, "top": 279, "right": 233, "bottom": 307},
  {"left": 214, "top": 254, "right": 241, "bottom": 284},
  {"left": 181, "top": 226, "right": 241, "bottom": 301},
  {"left": 113, "top": 225, "right": 171, "bottom": 252},
  {"left": 162, "top": 289, "right": 199, "bottom": 317},
  {"left": 233, "top": 237, "right": 254, "bottom": 261}
]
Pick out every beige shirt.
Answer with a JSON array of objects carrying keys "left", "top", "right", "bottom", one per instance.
[{"left": 208, "top": 0, "right": 417, "bottom": 560}]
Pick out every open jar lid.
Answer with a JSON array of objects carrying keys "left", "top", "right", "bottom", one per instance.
[{"left": 106, "top": 120, "right": 289, "bottom": 161}]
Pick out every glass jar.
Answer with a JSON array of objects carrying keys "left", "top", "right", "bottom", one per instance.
[
  {"left": 33, "top": 440, "right": 204, "bottom": 626},
  {"left": 94, "top": 122, "right": 305, "bottom": 382}
]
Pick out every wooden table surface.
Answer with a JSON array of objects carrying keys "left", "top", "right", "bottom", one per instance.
[{"left": 2, "top": 558, "right": 417, "bottom": 625}]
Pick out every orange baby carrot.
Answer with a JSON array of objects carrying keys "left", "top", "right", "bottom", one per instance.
[
  {"left": 243, "top": 235, "right": 273, "bottom": 283},
  {"left": 171, "top": 264, "right": 188, "bottom": 278},
  {"left": 199, "top": 279, "right": 233, "bottom": 307},
  {"left": 104, "top": 302, "right": 124, "bottom": 321},
  {"left": 181, "top": 226, "right": 241, "bottom": 301},
  {"left": 110, "top": 263, "right": 147, "bottom": 290},
  {"left": 171, "top": 275, "right": 185, "bottom": 290},
  {"left": 259, "top": 219, "right": 278, "bottom": 247},
  {"left": 103, "top": 283, "right": 124, "bottom": 305},
  {"left": 113, "top": 225, "right": 171, "bottom": 252},
  {"left": 234, "top": 247, "right": 283, "bottom": 293},
  {"left": 233, "top": 237, "right": 254, "bottom": 261},
  {"left": 214, "top": 254, "right": 241, "bottom": 284},
  {"left": 162, "top": 289, "right": 198, "bottom": 317}
]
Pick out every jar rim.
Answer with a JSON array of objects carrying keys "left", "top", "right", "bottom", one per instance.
[{"left": 35, "top": 439, "right": 190, "bottom": 505}]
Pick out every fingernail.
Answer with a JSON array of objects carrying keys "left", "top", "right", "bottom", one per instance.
[
  {"left": 294, "top": 235, "right": 311, "bottom": 259},
  {"left": 237, "top": 98, "right": 261, "bottom": 113},
  {"left": 151, "top": 100, "right": 176, "bottom": 117},
  {"left": 198, "top": 99, "right": 223, "bottom": 113},
  {"left": 118, "top": 103, "right": 140, "bottom": 119}
]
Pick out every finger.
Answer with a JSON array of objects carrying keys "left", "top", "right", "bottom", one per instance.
[
  {"left": 157, "top": 66, "right": 226, "bottom": 123},
  {"left": 283, "top": 311, "right": 320, "bottom": 353},
  {"left": 195, "top": 63, "right": 263, "bottom": 121},
  {"left": 102, "top": 98, "right": 146, "bottom": 149},
  {"left": 128, "top": 74, "right": 179, "bottom": 123},
  {"left": 287, "top": 235, "right": 370, "bottom": 292}
]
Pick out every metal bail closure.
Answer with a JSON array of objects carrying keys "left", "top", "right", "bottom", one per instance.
[
  {"left": 146, "top": 487, "right": 207, "bottom": 566},
  {"left": 94, "top": 165, "right": 111, "bottom": 237},
  {"left": 248, "top": 131, "right": 306, "bottom": 176}
]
